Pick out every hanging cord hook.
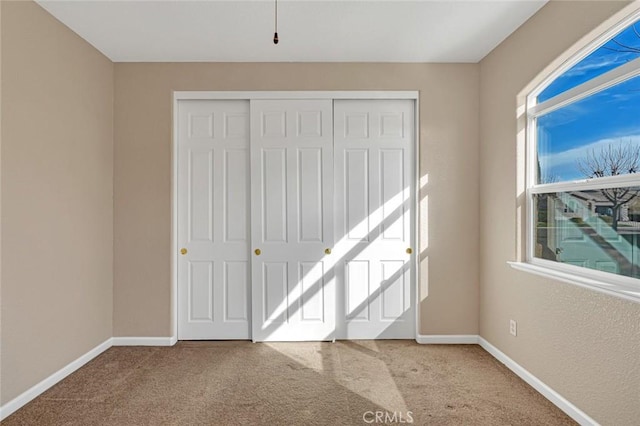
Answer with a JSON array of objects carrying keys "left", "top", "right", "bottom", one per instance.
[{"left": 273, "top": 0, "right": 279, "bottom": 44}]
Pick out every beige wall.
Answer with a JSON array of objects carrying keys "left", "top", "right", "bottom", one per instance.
[
  {"left": 479, "top": 1, "right": 640, "bottom": 424},
  {"left": 113, "top": 63, "right": 480, "bottom": 337},
  {"left": 6, "top": 0, "right": 637, "bottom": 422},
  {"left": 0, "top": 1, "right": 114, "bottom": 405},
  {"left": 0, "top": 0, "right": 3, "bottom": 408}
]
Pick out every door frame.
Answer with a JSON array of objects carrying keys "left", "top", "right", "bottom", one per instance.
[{"left": 171, "top": 91, "right": 420, "bottom": 341}]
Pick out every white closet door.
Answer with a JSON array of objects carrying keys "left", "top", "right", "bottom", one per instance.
[
  {"left": 334, "top": 100, "right": 415, "bottom": 339},
  {"left": 250, "top": 99, "right": 335, "bottom": 342},
  {"left": 177, "top": 100, "right": 250, "bottom": 339}
]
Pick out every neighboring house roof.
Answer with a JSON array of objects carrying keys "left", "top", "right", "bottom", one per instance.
[{"left": 569, "top": 190, "right": 639, "bottom": 206}]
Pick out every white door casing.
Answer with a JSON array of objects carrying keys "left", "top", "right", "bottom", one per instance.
[
  {"left": 175, "top": 94, "right": 417, "bottom": 342},
  {"left": 334, "top": 100, "right": 415, "bottom": 339},
  {"left": 177, "top": 100, "right": 251, "bottom": 339},
  {"left": 250, "top": 99, "right": 335, "bottom": 342}
]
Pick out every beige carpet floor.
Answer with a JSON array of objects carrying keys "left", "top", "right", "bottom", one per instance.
[{"left": 3, "top": 340, "right": 574, "bottom": 425}]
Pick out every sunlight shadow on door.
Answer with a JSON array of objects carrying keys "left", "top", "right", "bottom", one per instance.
[{"left": 258, "top": 185, "right": 414, "bottom": 341}]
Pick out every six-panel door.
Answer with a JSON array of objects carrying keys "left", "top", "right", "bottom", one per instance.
[
  {"left": 177, "top": 100, "right": 251, "bottom": 339},
  {"left": 334, "top": 100, "right": 415, "bottom": 339},
  {"left": 250, "top": 100, "right": 335, "bottom": 342}
]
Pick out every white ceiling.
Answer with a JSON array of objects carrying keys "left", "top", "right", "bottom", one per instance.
[{"left": 36, "top": 0, "right": 547, "bottom": 63}]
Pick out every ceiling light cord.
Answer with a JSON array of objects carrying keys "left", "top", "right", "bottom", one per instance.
[{"left": 273, "top": 0, "right": 279, "bottom": 44}]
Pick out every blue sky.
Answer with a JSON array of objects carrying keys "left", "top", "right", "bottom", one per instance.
[{"left": 537, "top": 20, "right": 640, "bottom": 182}]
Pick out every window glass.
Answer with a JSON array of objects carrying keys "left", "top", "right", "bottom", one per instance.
[
  {"left": 534, "top": 189, "right": 640, "bottom": 279},
  {"left": 536, "top": 74, "right": 640, "bottom": 183},
  {"left": 530, "top": 14, "right": 640, "bottom": 294},
  {"left": 538, "top": 19, "right": 640, "bottom": 102}
]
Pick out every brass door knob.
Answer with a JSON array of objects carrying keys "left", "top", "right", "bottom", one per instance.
[
  {"left": 325, "top": 248, "right": 332, "bottom": 255},
  {"left": 406, "top": 248, "right": 413, "bottom": 254},
  {"left": 180, "top": 248, "right": 187, "bottom": 255},
  {"left": 254, "top": 249, "right": 261, "bottom": 256}
]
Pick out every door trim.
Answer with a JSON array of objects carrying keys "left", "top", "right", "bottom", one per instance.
[
  {"left": 175, "top": 91, "right": 419, "bottom": 101},
  {"left": 172, "top": 91, "right": 420, "bottom": 341}
]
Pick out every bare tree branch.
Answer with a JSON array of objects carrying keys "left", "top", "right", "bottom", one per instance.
[
  {"left": 609, "top": 39, "right": 640, "bottom": 53},
  {"left": 600, "top": 27, "right": 640, "bottom": 55},
  {"left": 576, "top": 141, "right": 640, "bottom": 230},
  {"left": 601, "top": 46, "right": 640, "bottom": 54}
]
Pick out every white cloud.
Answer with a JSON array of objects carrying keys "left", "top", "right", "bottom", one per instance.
[
  {"left": 564, "top": 57, "right": 625, "bottom": 77},
  {"left": 540, "top": 135, "right": 640, "bottom": 175}
]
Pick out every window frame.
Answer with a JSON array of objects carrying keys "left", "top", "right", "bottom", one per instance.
[{"left": 522, "top": 10, "right": 640, "bottom": 302}]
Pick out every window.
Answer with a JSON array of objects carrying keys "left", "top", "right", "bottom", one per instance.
[{"left": 524, "top": 13, "right": 640, "bottom": 301}]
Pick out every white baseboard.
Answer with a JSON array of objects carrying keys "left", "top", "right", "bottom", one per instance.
[
  {"left": 0, "top": 338, "right": 112, "bottom": 421},
  {"left": 0, "top": 335, "right": 178, "bottom": 421},
  {"left": 0, "top": 334, "right": 596, "bottom": 426},
  {"left": 478, "top": 337, "right": 598, "bottom": 426},
  {"left": 416, "top": 334, "right": 479, "bottom": 344},
  {"left": 112, "top": 336, "right": 177, "bottom": 346}
]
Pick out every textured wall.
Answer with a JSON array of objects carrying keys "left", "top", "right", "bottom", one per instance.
[
  {"left": 113, "top": 63, "right": 480, "bottom": 338},
  {"left": 0, "top": 1, "right": 114, "bottom": 405},
  {"left": 479, "top": 1, "right": 640, "bottom": 424},
  {"left": 0, "top": 0, "right": 3, "bottom": 408}
]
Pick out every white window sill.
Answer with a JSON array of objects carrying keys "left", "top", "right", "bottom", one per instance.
[{"left": 508, "top": 261, "right": 640, "bottom": 304}]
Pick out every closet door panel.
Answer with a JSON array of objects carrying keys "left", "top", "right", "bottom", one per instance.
[
  {"left": 250, "top": 99, "right": 335, "bottom": 342},
  {"left": 178, "top": 100, "right": 251, "bottom": 340},
  {"left": 334, "top": 100, "right": 415, "bottom": 339}
]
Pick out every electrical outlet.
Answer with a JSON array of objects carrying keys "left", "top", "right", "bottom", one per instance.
[{"left": 510, "top": 319, "right": 517, "bottom": 337}]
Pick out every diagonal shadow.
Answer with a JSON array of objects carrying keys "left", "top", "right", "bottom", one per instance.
[
  {"left": 255, "top": 196, "right": 414, "bottom": 341},
  {"left": 554, "top": 196, "right": 639, "bottom": 276}
]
